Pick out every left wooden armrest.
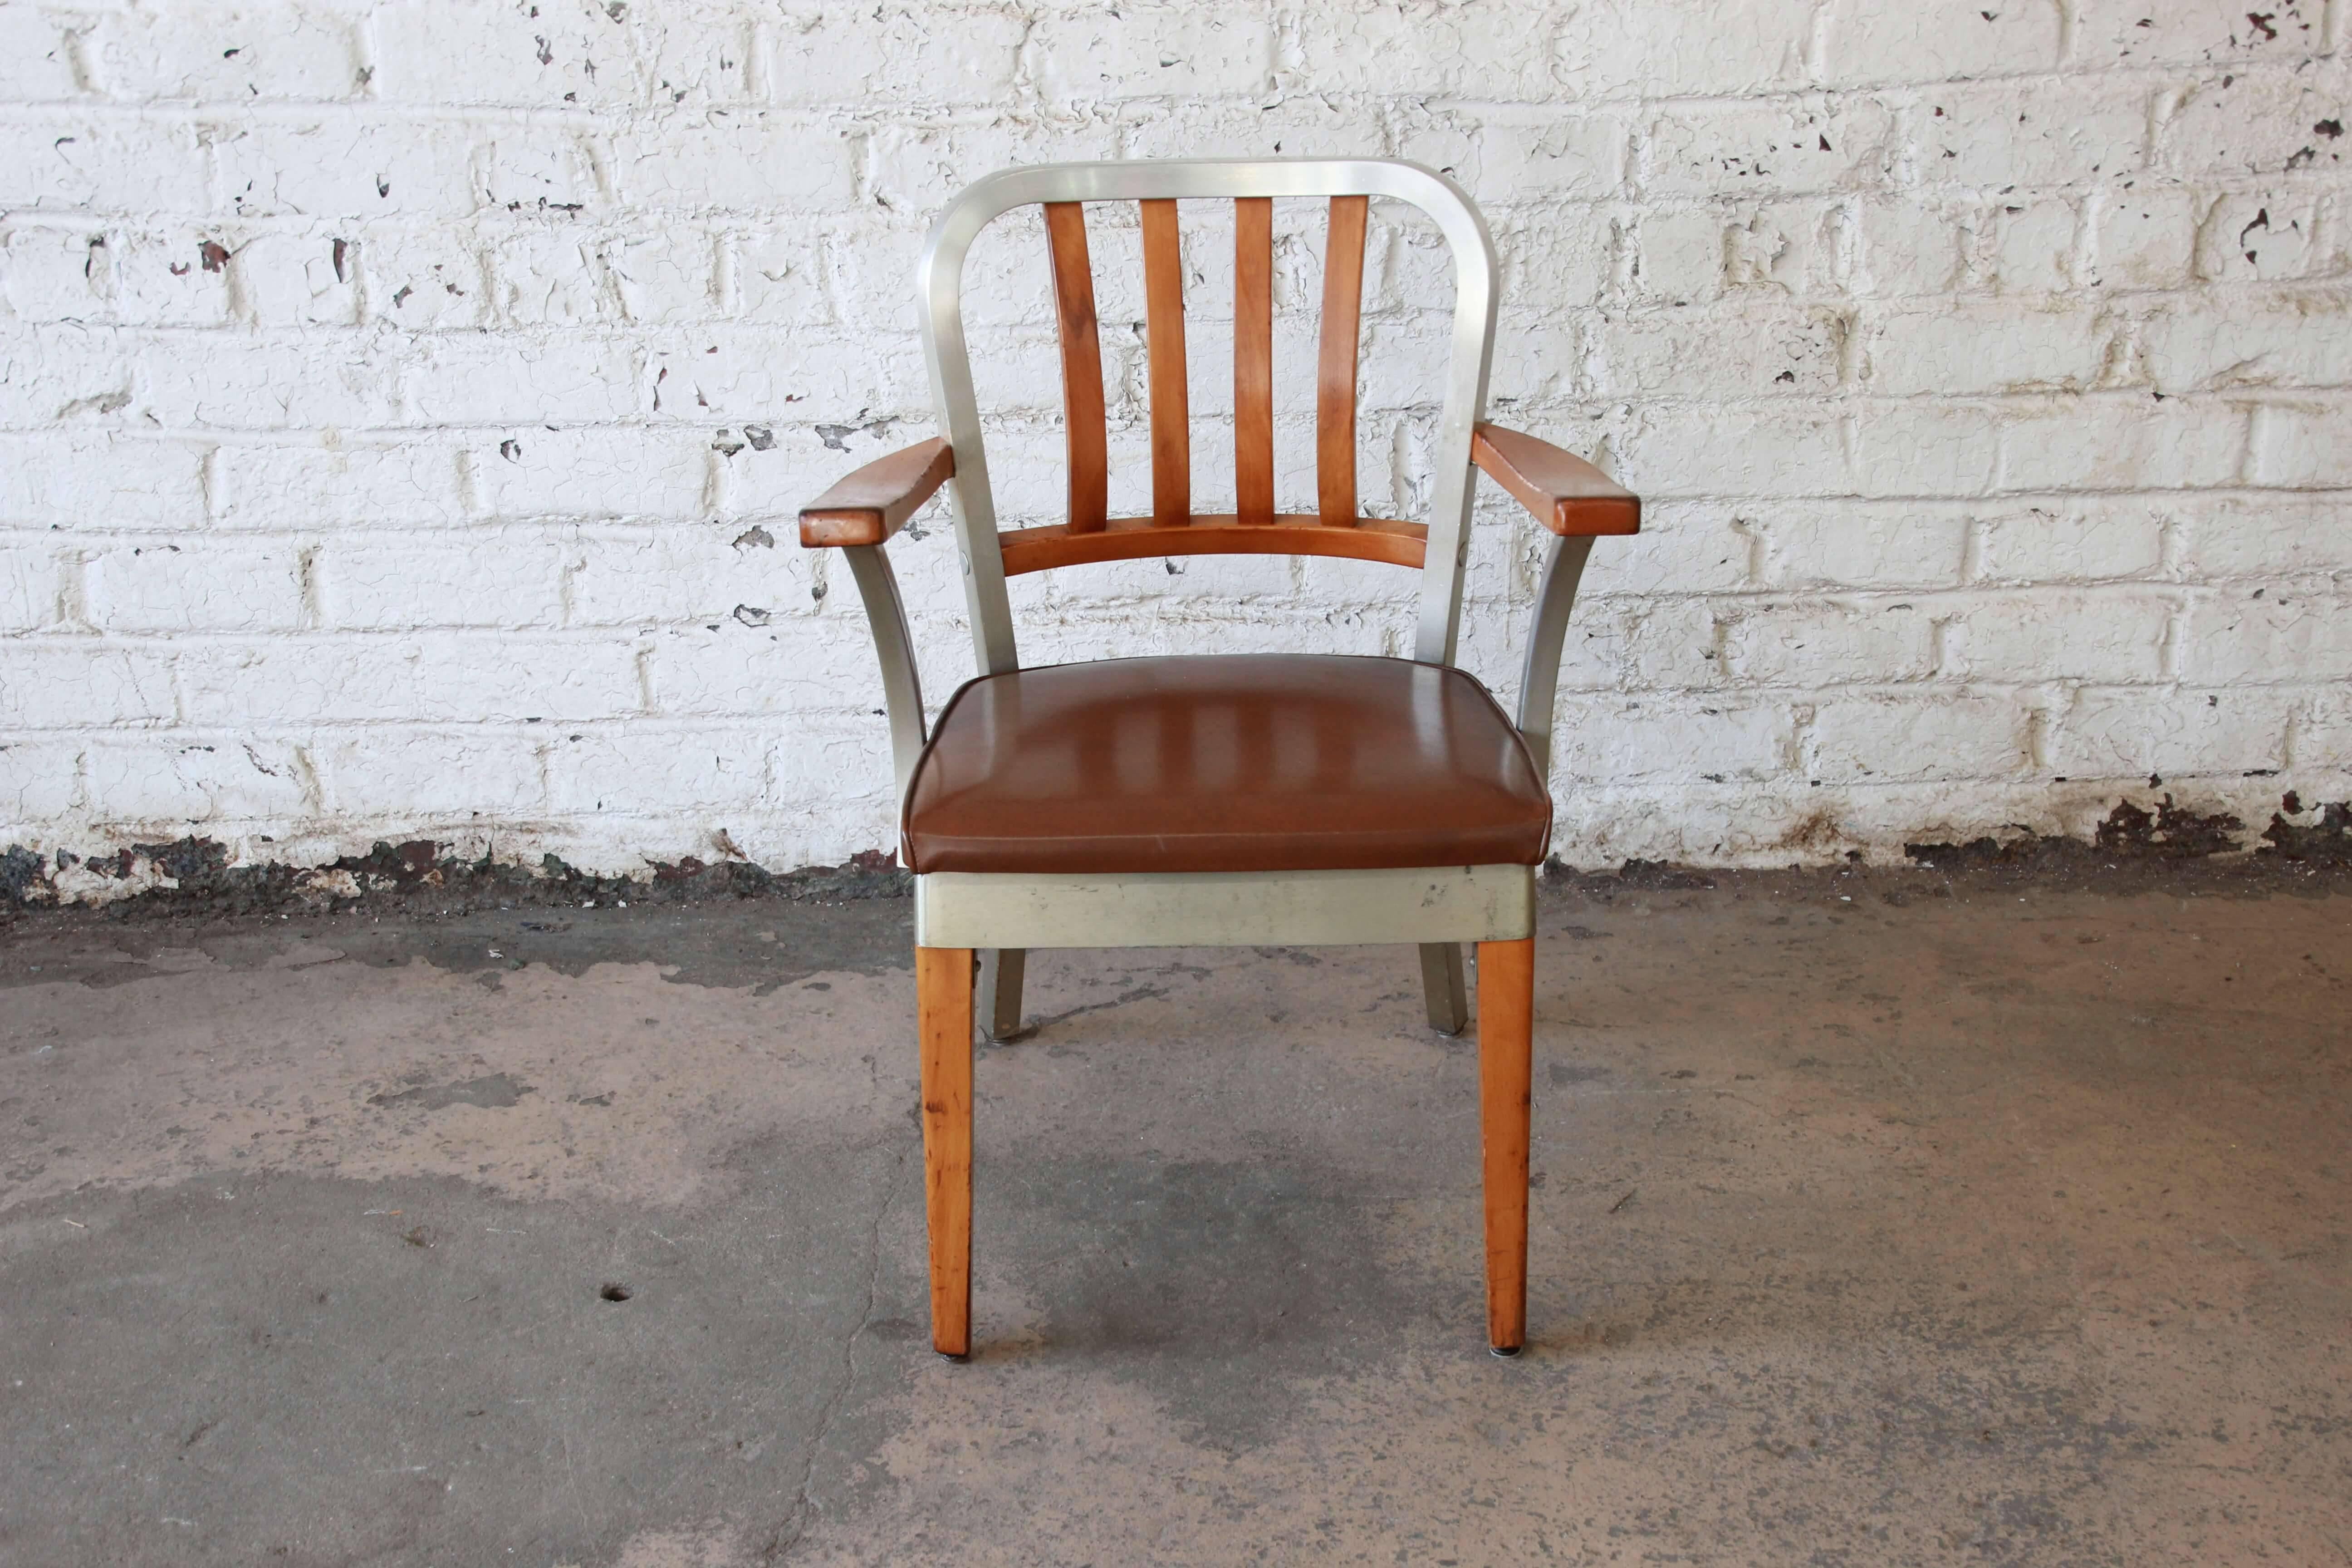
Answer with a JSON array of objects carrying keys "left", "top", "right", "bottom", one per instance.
[
  {"left": 798, "top": 437, "right": 956, "bottom": 547},
  {"left": 1471, "top": 423, "right": 1639, "bottom": 537}
]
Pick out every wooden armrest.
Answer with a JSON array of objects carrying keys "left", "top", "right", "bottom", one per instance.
[
  {"left": 798, "top": 437, "right": 956, "bottom": 547},
  {"left": 1471, "top": 423, "right": 1639, "bottom": 537}
]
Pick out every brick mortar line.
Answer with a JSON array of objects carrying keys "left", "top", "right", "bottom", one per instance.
[{"left": 0, "top": 54, "right": 2341, "bottom": 119}]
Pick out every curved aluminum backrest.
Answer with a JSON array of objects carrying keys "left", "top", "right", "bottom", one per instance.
[{"left": 917, "top": 158, "right": 1501, "bottom": 678}]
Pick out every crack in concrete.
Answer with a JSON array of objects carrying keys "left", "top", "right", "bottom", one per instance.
[
  {"left": 768, "top": 1136, "right": 910, "bottom": 1560},
  {"left": 1019, "top": 983, "right": 1172, "bottom": 1037}
]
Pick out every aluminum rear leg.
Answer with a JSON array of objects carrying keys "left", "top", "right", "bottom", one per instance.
[{"left": 1418, "top": 941, "right": 1468, "bottom": 1035}]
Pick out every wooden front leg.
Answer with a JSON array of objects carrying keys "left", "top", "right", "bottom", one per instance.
[
  {"left": 1478, "top": 936, "right": 1535, "bottom": 1354},
  {"left": 916, "top": 946, "right": 975, "bottom": 1357}
]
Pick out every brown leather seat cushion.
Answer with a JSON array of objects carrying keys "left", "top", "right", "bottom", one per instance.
[{"left": 902, "top": 655, "right": 1552, "bottom": 875}]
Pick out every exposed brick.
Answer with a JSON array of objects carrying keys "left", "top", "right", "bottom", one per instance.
[
  {"left": 1820, "top": 0, "right": 2062, "bottom": 87},
  {"left": 234, "top": 227, "right": 363, "bottom": 326},
  {"left": 2157, "top": 69, "right": 2350, "bottom": 180},
  {"left": 2142, "top": 290, "right": 2352, "bottom": 393},
  {"left": 1945, "top": 588, "right": 2176, "bottom": 683},
  {"left": 1998, "top": 396, "right": 2249, "bottom": 491},
  {"left": 112, "top": 229, "right": 240, "bottom": 327},
  {"left": 0, "top": 435, "right": 208, "bottom": 527},
  {"left": 361, "top": 224, "right": 491, "bottom": 329},
  {"left": 2250, "top": 399, "right": 2352, "bottom": 486},
  {"left": 1983, "top": 195, "right": 2082, "bottom": 294},
  {"left": 0, "top": 542, "right": 64, "bottom": 632},
  {"left": 1913, "top": 79, "right": 2152, "bottom": 189},
  {"left": 565, "top": 523, "right": 817, "bottom": 628},
  {"left": 474, "top": 428, "right": 710, "bottom": 521},
  {"left": 609, "top": 112, "right": 862, "bottom": 215},
  {"left": 867, "top": 119, "right": 1120, "bottom": 215},
  {"left": 1850, "top": 401, "right": 2003, "bottom": 497},
  {"left": 1112, "top": 93, "right": 1388, "bottom": 163},
  {"left": 2075, "top": 0, "right": 2328, "bottom": 69},
  {"left": 91, "top": 5, "right": 362, "bottom": 103},
  {"left": 0, "top": 643, "right": 176, "bottom": 728},
  {"left": 643, "top": 618, "right": 876, "bottom": 719},
  {"left": 2179, "top": 493, "right": 2352, "bottom": 578},
  {"left": 5, "top": 0, "right": 2343, "bottom": 872},
  {"left": 0, "top": 223, "right": 114, "bottom": 322},
  {"left": 398, "top": 335, "right": 642, "bottom": 425},
  {"left": 1860, "top": 301, "right": 2107, "bottom": 396},
  {"left": 1395, "top": 106, "right": 1628, "bottom": 205},
  {"left": 317, "top": 728, "right": 546, "bottom": 817},
  {"left": 0, "top": 7, "right": 80, "bottom": 101},
  {"left": 177, "top": 637, "right": 643, "bottom": 725},
  {"left": 314, "top": 532, "right": 568, "bottom": 630},
  {"left": 372, "top": 0, "right": 652, "bottom": 108},
  {"left": 135, "top": 333, "right": 402, "bottom": 430},
  {"left": 2179, "top": 585, "right": 2352, "bottom": 682},
  {"left": 2299, "top": 688, "right": 2352, "bottom": 774},
  {"left": 1290, "top": 0, "right": 1577, "bottom": 101},
  {"left": 543, "top": 724, "right": 773, "bottom": 813},
  {"left": 1549, "top": 696, "right": 1789, "bottom": 783},
  {"left": 0, "top": 738, "right": 83, "bottom": 822},
  {"left": 0, "top": 117, "right": 211, "bottom": 214},
  {"left": 213, "top": 441, "right": 466, "bottom": 529},
  {"left": 82, "top": 538, "right": 308, "bottom": 632},
  {"left": 1755, "top": 503, "right": 1972, "bottom": 589},
  {"left": 210, "top": 116, "right": 483, "bottom": 220},
  {"left": 2191, "top": 188, "right": 2328, "bottom": 282},
  {"left": 1615, "top": 402, "right": 1852, "bottom": 498},
  {"left": 83, "top": 736, "right": 317, "bottom": 823},
  {"left": 2053, "top": 685, "right": 2295, "bottom": 781},
  {"left": 1975, "top": 499, "right": 2166, "bottom": 584},
  {"left": 1581, "top": 501, "right": 1758, "bottom": 597},
  {"left": 1590, "top": 301, "right": 1845, "bottom": 398},
  {"left": 1727, "top": 597, "right": 1938, "bottom": 686},
  {"left": 1644, "top": 96, "right": 1897, "bottom": 200},
  {"left": 1029, "top": 3, "right": 1274, "bottom": 104},
  {"left": 2089, "top": 182, "right": 2200, "bottom": 290},
  {"left": 1809, "top": 691, "right": 2028, "bottom": 783},
  {"left": 1560, "top": 0, "right": 1817, "bottom": 100},
  {"left": 604, "top": 226, "right": 719, "bottom": 326},
  {"left": 1851, "top": 196, "right": 1967, "bottom": 296}
]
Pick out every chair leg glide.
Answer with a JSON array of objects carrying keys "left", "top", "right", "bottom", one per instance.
[
  {"left": 916, "top": 945, "right": 975, "bottom": 1358},
  {"left": 1477, "top": 936, "right": 1535, "bottom": 1355}
]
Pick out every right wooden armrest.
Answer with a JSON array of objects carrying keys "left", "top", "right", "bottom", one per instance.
[
  {"left": 1471, "top": 423, "right": 1639, "bottom": 537},
  {"left": 798, "top": 437, "right": 956, "bottom": 547}
]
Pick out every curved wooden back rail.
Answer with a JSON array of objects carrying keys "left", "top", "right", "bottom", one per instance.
[{"left": 1019, "top": 191, "right": 1402, "bottom": 577}]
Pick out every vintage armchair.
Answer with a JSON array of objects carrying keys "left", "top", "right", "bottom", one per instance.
[{"left": 796, "top": 159, "right": 1638, "bottom": 1358}]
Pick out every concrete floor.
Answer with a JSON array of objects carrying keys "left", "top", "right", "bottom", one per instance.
[{"left": 2, "top": 867, "right": 2348, "bottom": 1565}]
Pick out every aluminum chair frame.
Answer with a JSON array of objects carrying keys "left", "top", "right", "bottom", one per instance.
[{"left": 799, "top": 157, "right": 1636, "bottom": 1358}]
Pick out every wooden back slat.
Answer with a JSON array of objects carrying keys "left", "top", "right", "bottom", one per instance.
[
  {"left": 1316, "top": 195, "right": 1369, "bottom": 526},
  {"left": 1139, "top": 199, "right": 1191, "bottom": 526},
  {"left": 1043, "top": 202, "right": 1108, "bottom": 534},
  {"left": 1233, "top": 196, "right": 1275, "bottom": 526},
  {"left": 1029, "top": 190, "right": 1424, "bottom": 569}
]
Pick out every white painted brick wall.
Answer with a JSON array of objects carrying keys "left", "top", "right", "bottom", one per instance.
[{"left": 2, "top": 0, "right": 2348, "bottom": 880}]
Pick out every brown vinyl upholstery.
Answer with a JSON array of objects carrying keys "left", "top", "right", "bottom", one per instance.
[{"left": 902, "top": 654, "right": 1553, "bottom": 875}]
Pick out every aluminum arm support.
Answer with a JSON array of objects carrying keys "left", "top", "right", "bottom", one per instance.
[
  {"left": 1472, "top": 427, "right": 1637, "bottom": 788},
  {"left": 835, "top": 545, "right": 929, "bottom": 807},
  {"left": 799, "top": 447, "right": 948, "bottom": 808},
  {"left": 1511, "top": 533, "right": 1597, "bottom": 789}
]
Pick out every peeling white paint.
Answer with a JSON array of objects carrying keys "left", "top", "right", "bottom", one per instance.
[{"left": 0, "top": 0, "right": 2347, "bottom": 884}]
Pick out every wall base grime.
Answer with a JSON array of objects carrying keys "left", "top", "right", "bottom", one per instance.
[{"left": 7, "top": 794, "right": 2347, "bottom": 919}]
